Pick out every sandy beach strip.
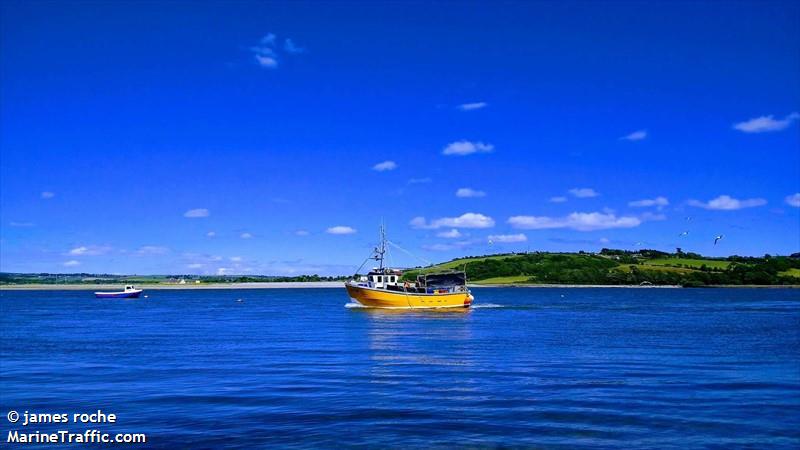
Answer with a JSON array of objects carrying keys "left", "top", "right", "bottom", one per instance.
[
  {"left": 0, "top": 281, "right": 345, "bottom": 291},
  {"left": 3, "top": 282, "right": 796, "bottom": 291}
]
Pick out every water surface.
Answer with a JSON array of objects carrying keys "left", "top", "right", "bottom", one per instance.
[{"left": 1, "top": 287, "right": 798, "bottom": 448}]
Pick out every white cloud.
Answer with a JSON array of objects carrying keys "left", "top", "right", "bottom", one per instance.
[
  {"left": 408, "top": 177, "right": 432, "bottom": 184},
  {"left": 437, "top": 229, "right": 463, "bottom": 238},
  {"left": 442, "top": 140, "right": 494, "bottom": 156},
  {"left": 216, "top": 267, "right": 230, "bottom": 275},
  {"left": 568, "top": 188, "right": 599, "bottom": 198},
  {"left": 410, "top": 212, "right": 495, "bottom": 229},
  {"left": 549, "top": 196, "right": 567, "bottom": 203},
  {"left": 508, "top": 212, "right": 641, "bottom": 231},
  {"left": 688, "top": 195, "right": 767, "bottom": 210},
  {"left": 251, "top": 34, "right": 278, "bottom": 68},
  {"left": 733, "top": 112, "right": 800, "bottom": 133},
  {"left": 251, "top": 34, "right": 304, "bottom": 68},
  {"left": 230, "top": 256, "right": 243, "bottom": 262},
  {"left": 786, "top": 193, "right": 800, "bottom": 208},
  {"left": 620, "top": 130, "right": 647, "bottom": 141},
  {"left": 372, "top": 160, "right": 397, "bottom": 171},
  {"left": 284, "top": 38, "right": 304, "bottom": 54},
  {"left": 135, "top": 246, "right": 169, "bottom": 256},
  {"left": 294, "top": 230, "right": 310, "bottom": 236},
  {"left": 628, "top": 196, "right": 669, "bottom": 208},
  {"left": 326, "top": 226, "right": 356, "bottom": 235},
  {"left": 187, "top": 263, "right": 204, "bottom": 269},
  {"left": 488, "top": 233, "right": 527, "bottom": 243},
  {"left": 254, "top": 54, "right": 277, "bottom": 67},
  {"left": 206, "top": 231, "right": 216, "bottom": 237},
  {"left": 68, "top": 245, "right": 111, "bottom": 256},
  {"left": 240, "top": 232, "right": 253, "bottom": 239},
  {"left": 63, "top": 260, "right": 80, "bottom": 267},
  {"left": 184, "top": 208, "right": 210, "bottom": 218},
  {"left": 9, "top": 221, "right": 35, "bottom": 227},
  {"left": 40, "top": 191, "right": 55, "bottom": 199},
  {"left": 456, "top": 188, "right": 486, "bottom": 198},
  {"left": 458, "top": 102, "right": 487, "bottom": 111}
]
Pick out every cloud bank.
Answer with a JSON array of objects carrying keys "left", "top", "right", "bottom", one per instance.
[
  {"left": 458, "top": 102, "right": 487, "bottom": 111},
  {"left": 442, "top": 140, "right": 494, "bottom": 156},
  {"left": 733, "top": 112, "right": 799, "bottom": 133},
  {"left": 184, "top": 208, "right": 210, "bottom": 218},
  {"left": 688, "top": 195, "right": 767, "bottom": 210},
  {"left": 410, "top": 213, "right": 495, "bottom": 229},
  {"left": 326, "top": 226, "right": 356, "bottom": 235},
  {"left": 372, "top": 160, "right": 397, "bottom": 171},
  {"left": 456, "top": 188, "right": 486, "bottom": 198},
  {"left": 620, "top": 130, "right": 647, "bottom": 141},
  {"left": 508, "top": 212, "right": 641, "bottom": 231}
]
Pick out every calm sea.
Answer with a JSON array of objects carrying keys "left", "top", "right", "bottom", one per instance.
[{"left": 1, "top": 287, "right": 799, "bottom": 448}]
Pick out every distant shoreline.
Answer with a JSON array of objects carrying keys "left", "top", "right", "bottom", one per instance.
[
  {"left": 471, "top": 284, "right": 800, "bottom": 289},
  {"left": 2, "top": 282, "right": 798, "bottom": 291},
  {"left": 0, "top": 282, "right": 344, "bottom": 290},
  {"left": 470, "top": 284, "right": 683, "bottom": 288}
]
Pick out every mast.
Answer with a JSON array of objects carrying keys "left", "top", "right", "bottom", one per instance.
[{"left": 374, "top": 223, "right": 387, "bottom": 271}]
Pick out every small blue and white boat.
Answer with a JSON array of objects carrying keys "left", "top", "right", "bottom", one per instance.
[{"left": 94, "top": 285, "right": 143, "bottom": 299}]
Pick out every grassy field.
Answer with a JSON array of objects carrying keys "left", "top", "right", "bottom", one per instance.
[
  {"left": 433, "top": 254, "right": 516, "bottom": 271},
  {"left": 472, "top": 275, "right": 532, "bottom": 285},
  {"left": 644, "top": 258, "right": 731, "bottom": 269},
  {"left": 613, "top": 264, "right": 696, "bottom": 274},
  {"left": 780, "top": 268, "right": 800, "bottom": 279}
]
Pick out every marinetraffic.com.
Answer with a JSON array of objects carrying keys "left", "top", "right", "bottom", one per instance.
[{"left": 6, "top": 410, "right": 147, "bottom": 445}]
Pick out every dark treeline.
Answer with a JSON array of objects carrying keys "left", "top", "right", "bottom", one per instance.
[{"left": 405, "top": 250, "right": 800, "bottom": 287}]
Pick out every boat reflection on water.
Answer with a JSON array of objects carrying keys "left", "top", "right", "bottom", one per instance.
[
  {"left": 355, "top": 299, "right": 478, "bottom": 393},
  {"left": 345, "top": 302, "right": 472, "bottom": 315}
]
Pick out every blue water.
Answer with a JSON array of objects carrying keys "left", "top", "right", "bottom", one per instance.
[{"left": 1, "top": 287, "right": 799, "bottom": 448}]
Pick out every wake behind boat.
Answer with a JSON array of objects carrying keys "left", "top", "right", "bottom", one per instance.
[
  {"left": 94, "top": 285, "right": 143, "bottom": 299},
  {"left": 345, "top": 226, "right": 473, "bottom": 309}
]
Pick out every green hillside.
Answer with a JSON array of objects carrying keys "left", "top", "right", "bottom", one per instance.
[{"left": 402, "top": 250, "right": 800, "bottom": 287}]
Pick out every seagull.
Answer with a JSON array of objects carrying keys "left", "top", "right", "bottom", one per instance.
[
  {"left": 678, "top": 231, "right": 689, "bottom": 237},
  {"left": 714, "top": 235, "right": 724, "bottom": 245}
]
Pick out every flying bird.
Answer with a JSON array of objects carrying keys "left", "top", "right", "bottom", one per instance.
[
  {"left": 678, "top": 231, "right": 689, "bottom": 237},
  {"left": 714, "top": 235, "right": 724, "bottom": 245}
]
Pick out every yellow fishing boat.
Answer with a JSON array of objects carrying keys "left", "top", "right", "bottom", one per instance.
[{"left": 345, "top": 226, "right": 473, "bottom": 309}]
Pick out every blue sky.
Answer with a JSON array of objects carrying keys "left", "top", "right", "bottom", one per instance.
[{"left": 1, "top": 1, "right": 798, "bottom": 275}]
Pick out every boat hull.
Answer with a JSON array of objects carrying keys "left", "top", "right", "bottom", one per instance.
[
  {"left": 94, "top": 291, "right": 142, "bottom": 299},
  {"left": 346, "top": 284, "right": 471, "bottom": 309}
]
